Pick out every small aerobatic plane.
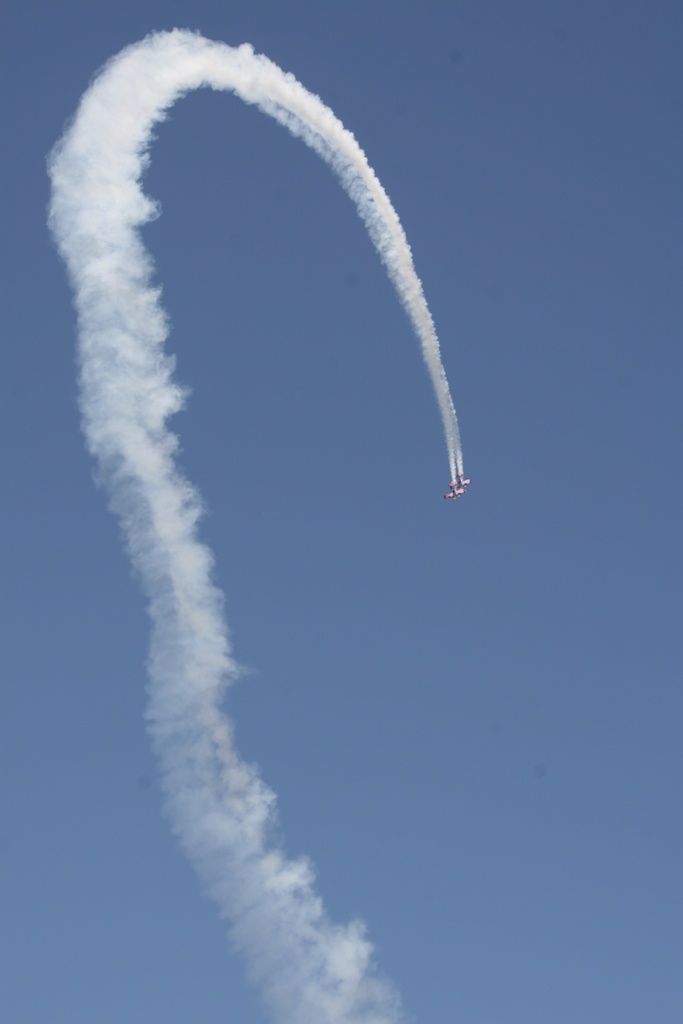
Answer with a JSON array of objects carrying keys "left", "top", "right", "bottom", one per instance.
[{"left": 443, "top": 472, "right": 471, "bottom": 503}]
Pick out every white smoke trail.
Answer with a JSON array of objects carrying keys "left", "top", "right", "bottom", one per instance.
[{"left": 48, "top": 29, "right": 462, "bottom": 1024}]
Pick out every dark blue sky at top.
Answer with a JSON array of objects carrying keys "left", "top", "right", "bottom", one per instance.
[{"left": 1, "top": 2, "right": 681, "bottom": 1023}]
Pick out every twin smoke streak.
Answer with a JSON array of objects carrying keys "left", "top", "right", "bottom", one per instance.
[{"left": 49, "top": 30, "right": 463, "bottom": 1024}]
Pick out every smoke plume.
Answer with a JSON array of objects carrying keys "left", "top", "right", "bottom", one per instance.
[{"left": 49, "top": 30, "right": 462, "bottom": 1023}]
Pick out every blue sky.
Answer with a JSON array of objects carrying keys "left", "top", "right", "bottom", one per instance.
[{"left": 1, "top": 2, "right": 682, "bottom": 1023}]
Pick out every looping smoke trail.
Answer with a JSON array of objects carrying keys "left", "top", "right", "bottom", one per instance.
[{"left": 48, "top": 29, "right": 462, "bottom": 1024}]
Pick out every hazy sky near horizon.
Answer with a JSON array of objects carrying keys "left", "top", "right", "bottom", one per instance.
[{"left": 2, "top": 2, "right": 682, "bottom": 1023}]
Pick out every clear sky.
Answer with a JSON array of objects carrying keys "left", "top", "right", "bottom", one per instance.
[{"left": 1, "top": 2, "right": 681, "bottom": 1023}]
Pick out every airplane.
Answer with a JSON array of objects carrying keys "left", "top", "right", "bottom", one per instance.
[
  {"left": 444, "top": 482, "right": 463, "bottom": 501},
  {"left": 444, "top": 474, "right": 471, "bottom": 502}
]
